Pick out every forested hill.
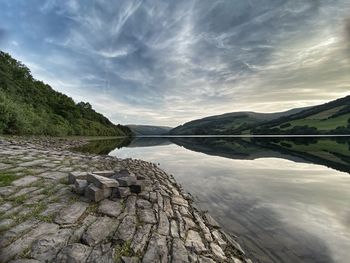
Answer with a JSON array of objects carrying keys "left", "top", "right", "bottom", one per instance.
[
  {"left": 127, "top": 125, "right": 172, "bottom": 135},
  {"left": 0, "top": 51, "right": 132, "bottom": 136},
  {"left": 250, "top": 95, "right": 350, "bottom": 135}
]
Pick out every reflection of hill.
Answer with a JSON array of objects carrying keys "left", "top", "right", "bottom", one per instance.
[
  {"left": 73, "top": 136, "right": 350, "bottom": 174},
  {"left": 72, "top": 137, "right": 132, "bottom": 155},
  {"left": 170, "top": 137, "right": 308, "bottom": 163},
  {"left": 170, "top": 137, "right": 350, "bottom": 174},
  {"left": 127, "top": 137, "right": 172, "bottom": 148},
  {"left": 253, "top": 137, "right": 350, "bottom": 174}
]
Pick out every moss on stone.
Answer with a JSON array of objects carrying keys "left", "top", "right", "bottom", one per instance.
[{"left": 0, "top": 172, "right": 18, "bottom": 187}]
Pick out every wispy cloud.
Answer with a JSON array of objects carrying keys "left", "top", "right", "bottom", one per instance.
[{"left": 0, "top": 0, "right": 349, "bottom": 126}]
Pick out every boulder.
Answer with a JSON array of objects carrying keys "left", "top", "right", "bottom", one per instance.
[
  {"left": 85, "top": 184, "right": 109, "bottom": 202},
  {"left": 116, "top": 176, "right": 137, "bottom": 187},
  {"left": 113, "top": 169, "right": 135, "bottom": 179},
  {"left": 74, "top": 179, "right": 88, "bottom": 195},
  {"left": 111, "top": 187, "right": 131, "bottom": 199},
  {"left": 92, "top": 170, "right": 115, "bottom": 177},
  {"left": 87, "top": 173, "right": 119, "bottom": 189},
  {"left": 68, "top": 172, "right": 87, "bottom": 184},
  {"left": 130, "top": 181, "right": 145, "bottom": 194}
]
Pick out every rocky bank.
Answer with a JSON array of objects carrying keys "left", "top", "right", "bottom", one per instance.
[{"left": 0, "top": 137, "right": 252, "bottom": 263}]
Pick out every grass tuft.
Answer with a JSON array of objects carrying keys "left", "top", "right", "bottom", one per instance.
[
  {"left": 0, "top": 172, "right": 18, "bottom": 187},
  {"left": 114, "top": 241, "right": 134, "bottom": 262}
]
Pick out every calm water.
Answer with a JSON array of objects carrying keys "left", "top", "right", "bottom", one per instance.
[{"left": 76, "top": 137, "right": 350, "bottom": 263}]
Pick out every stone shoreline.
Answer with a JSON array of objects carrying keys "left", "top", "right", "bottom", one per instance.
[{"left": 0, "top": 137, "right": 252, "bottom": 263}]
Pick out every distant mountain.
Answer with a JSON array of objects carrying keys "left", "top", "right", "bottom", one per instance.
[
  {"left": 127, "top": 125, "right": 173, "bottom": 135},
  {"left": 0, "top": 51, "right": 132, "bottom": 136},
  {"left": 170, "top": 107, "right": 309, "bottom": 135},
  {"left": 251, "top": 95, "right": 350, "bottom": 135}
]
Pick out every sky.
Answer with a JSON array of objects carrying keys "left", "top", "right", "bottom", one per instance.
[{"left": 0, "top": 0, "right": 350, "bottom": 127}]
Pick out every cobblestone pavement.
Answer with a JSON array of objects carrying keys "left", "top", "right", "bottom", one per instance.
[{"left": 0, "top": 138, "right": 252, "bottom": 263}]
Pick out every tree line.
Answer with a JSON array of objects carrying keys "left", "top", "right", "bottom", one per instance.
[{"left": 0, "top": 51, "right": 132, "bottom": 136}]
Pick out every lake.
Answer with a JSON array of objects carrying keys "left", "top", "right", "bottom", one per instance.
[{"left": 75, "top": 136, "right": 350, "bottom": 263}]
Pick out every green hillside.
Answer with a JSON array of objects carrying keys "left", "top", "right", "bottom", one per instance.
[
  {"left": 0, "top": 51, "right": 132, "bottom": 136},
  {"left": 170, "top": 107, "right": 308, "bottom": 135},
  {"left": 251, "top": 96, "right": 350, "bottom": 135},
  {"left": 127, "top": 125, "right": 172, "bottom": 135}
]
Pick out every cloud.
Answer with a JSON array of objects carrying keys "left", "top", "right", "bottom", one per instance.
[
  {"left": 0, "top": 28, "right": 6, "bottom": 44},
  {"left": 0, "top": 0, "right": 350, "bottom": 126}
]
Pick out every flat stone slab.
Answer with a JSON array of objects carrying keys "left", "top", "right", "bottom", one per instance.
[
  {"left": 18, "top": 159, "right": 48, "bottom": 167},
  {"left": 0, "top": 186, "right": 15, "bottom": 197},
  {"left": 210, "top": 242, "right": 227, "bottom": 261},
  {"left": 122, "top": 257, "right": 139, "bottom": 263},
  {"left": 87, "top": 243, "right": 115, "bottom": 263},
  {"left": 11, "top": 187, "right": 38, "bottom": 198},
  {"left": 172, "top": 195, "right": 189, "bottom": 207},
  {"left": 31, "top": 229, "right": 73, "bottom": 261},
  {"left": 138, "top": 209, "right": 157, "bottom": 224},
  {"left": 115, "top": 215, "right": 136, "bottom": 242},
  {"left": 98, "top": 199, "right": 123, "bottom": 217},
  {"left": 142, "top": 233, "right": 168, "bottom": 263},
  {"left": 136, "top": 199, "right": 152, "bottom": 209},
  {"left": 8, "top": 259, "right": 41, "bottom": 263},
  {"left": 172, "top": 238, "right": 189, "bottom": 263},
  {"left": 82, "top": 217, "right": 118, "bottom": 246},
  {"left": 131, "top": 224, "right": 152, "bottom": 254},
  {"left": 212, "top": 230, "right": 227, "bottom": 249},
  {"left": 185, "top": 230, "right": 207, "bottom": 253},
  {"left": 38, "top": 171, "right": 67, "bottom": 180},
  {"left": 157, "top": 210, "right": 169, "bottom": 236},
  {"left": 204, "top": 213, "right": 220, "bottom": 228},
  {"left": 56, "top": 243, "right": 92, "bottom": 263},
  {"left": 54, "top": 202, "right": 88, "bottom": 225},
  {"left": 12, "top": 176, "right": 39, "bottom": 187},
  {"left": 0, "top": 202, "right": 13, "bottom": 213},
  {"left": 0, "top": 219, "right": 40, "bottom": 248},
  {"left": 0, "top": 218, "right": 14, "bottom": 231},
  {"left": 0, "top": 163, "right": 13, "bottom": 170},
  {"left": 0, "top": 223, "right": 59, "bottom": 262}
]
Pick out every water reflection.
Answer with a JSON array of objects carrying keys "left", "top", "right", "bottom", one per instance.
[{"left": 75, "top": 137, "right": 350, "bottom": 263}]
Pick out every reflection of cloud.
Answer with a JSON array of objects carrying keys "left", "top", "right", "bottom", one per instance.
[
  {"left": 0, "top": 1, "right": 350, "bottom": 125},
  {"left": 111, "top": 143, "right": 344, "bottom": 262}
]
